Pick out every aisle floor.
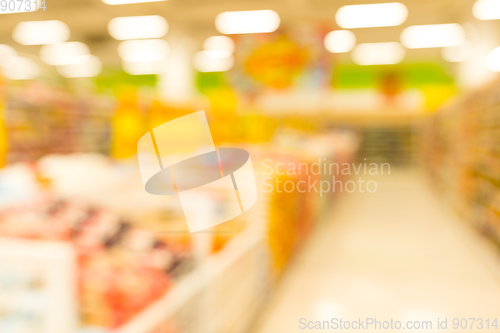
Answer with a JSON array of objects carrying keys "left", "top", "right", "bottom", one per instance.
[{"left": 253, "top": 169, "right": 500, "bottom": 333}]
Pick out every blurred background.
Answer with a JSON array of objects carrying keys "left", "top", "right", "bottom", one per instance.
[{"left": 1, "top": 0, "right": 500, "bottom": 332}]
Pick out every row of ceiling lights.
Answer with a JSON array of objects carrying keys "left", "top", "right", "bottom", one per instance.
[
  {"left": 325, "top": 2, "right": 500, "bottom": 68},
  {"left": 2, "top": 0, "right": 500, "bottom": 80},
  {"left": 0, "top": 20, "right": 101, "bottom": 80},
  {"left": 324, "top": 23, "right": 466, "bottom": 65}
]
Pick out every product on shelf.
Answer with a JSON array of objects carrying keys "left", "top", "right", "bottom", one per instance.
[
  {"left": 4, "top": 84, "right": 113, "bottom": 164},
  {"left": 0, "top": 124, "right": 359, "bottom": 333},
  {"left": 252, "top": 130, "right": 359, "bottom": 279},
  {"left": 0, "top": 238, "right": 76, "bottom": 333},
  {"left": 424, "top": 80, "right": 500, "bottom": 243},
  {"left": 0, "top": 195, "right": 193, "bottom": 330}
]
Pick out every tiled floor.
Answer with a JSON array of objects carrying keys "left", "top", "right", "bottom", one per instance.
[{"left": 253, "top": 169, "right": 500, "bottom": 333}]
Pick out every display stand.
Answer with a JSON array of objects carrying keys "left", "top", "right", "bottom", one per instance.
[
  {"left": 0, "top": 237, "right": 77, "bottom": 333},
  {"left": 115, "top": 219, "right": 270, "bottom": 333}
]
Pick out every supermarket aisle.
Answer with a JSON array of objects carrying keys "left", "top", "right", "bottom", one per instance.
[{"left": 254, "top": 169, "right": 500, "bottom": 333}]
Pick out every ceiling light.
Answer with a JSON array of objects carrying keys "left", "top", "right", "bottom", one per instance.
[
  {"left": 102, "top": 0, "right": 165, "bottom": 4},
  {"left": 2, "top": 57, "right": 40, "bottom": 80},
  {"left": 122, "top": 60, "right": 166, "bottom": 75},
  {"left": 13, "top": 20, "right": 70, "bottom": 45},
  {"left": 118, "top": 39, "right": 170, "bottom": 62},
  {"left": 203, "top": 36, "right": 235, "bottom": 58},
  {"left": 486, "top": 46, "right": 500, "bottom": 71},
  {"left": 0, "top": 45, "right": 17, "bottom": 66},
  {"left": 324, "top": 30, "right": 356, "bottom": 53},
  {"left": 193, "top": 51, "right": 234, "bottom": 72},
  {"left": 473, "top": 0, "right": 500, "bottom": 20},
  {"left": 401, "top": 24, "right": 465, "bottom": 49},
  {"left": 108, "top": 15, "right": 168, "bottom": 40},
  {"left": 441, "top": 41, "right": 472, "bottom": 62},
  {"left": 57, "top": 55, "right": 102, "bottom": 78},
  {"left": 215, "top": 10, "right": 280, "bottom": 34},
  {"left": 335, "top": 3, "right": 408, "bottom": 29},
  {"left": 40, "top": 42, "right": 91, "bottom": 66},
  {"left": 352, "top": 42, "right": 405, "bottom": 65}
]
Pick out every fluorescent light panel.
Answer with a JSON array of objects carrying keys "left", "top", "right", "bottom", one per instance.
[
  {"left": 473, "top": 0, "right": 500, "bottom": 20},
  {"left": 324, "top": 30, "right": 356, "bottom": 53},
  {"left": 57, "top": 55, "right": 102, "bottom": 78},
  {"left": 336, "top": 2, "right": 408, "bottom": 29},
  {"left": 486, "top": 46, "right": 500, "bottom": 71},
  {"left": 401, "top": 24, "right": 465, "bottom": 48},
  {"left": 118, "top": 39, "right": 170, "bottom": 62},
  {"left": 215, "top": 10, "right": 280, "bottom": 34},
  {"left": 203, "top": 36, "right": 235, "bottom": 58},
  {"left": 2, "top": 57, "right": 40, "bottom": 80},
  {"left": 13, "top": 20, "right": 70, "bottom": 45},
  {"left": 0, "top": 45, "right": 17, "bottom": 65},
  {"left": 40, "top": 42, "right": 91, "bottom": 66},
  {"left": 122, "top": 60, "right": 166, "bottom": 75},
  {"left": 108, "top": 15, "right": 168, "bottom": 40},
  {"left": 352, "top": 42, "right": 405, "bottom": 65},
  {"left": 193, "top": 51, "right": 234, "bottom": 72}
]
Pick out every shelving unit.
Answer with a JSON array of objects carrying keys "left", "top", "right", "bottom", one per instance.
[
  {"left": 4, "top": 86, "right": 113, "bottom": 163},
  {"left": 424, "top": 80, "right": 500, "bottom": 244},
  {"left": 0, "top": 130, "right": 358, "bottom": 333},
  {"left": 0, "top": 238, "right": 77, "bottom": 333},
  {"left": 116, "top": 224, "right": 270, "bottom": 333},
  {"left": 357, "top": 126, "right": 418, "bottom": 166}
]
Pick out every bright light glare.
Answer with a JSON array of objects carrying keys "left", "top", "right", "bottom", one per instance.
[
  {"left": 441, "top": 41, "right": 472, "bottom": 62},
  {"left": 324, "top": 30, "right": 356, "bottom": 53},
  {"left": 2, "top": 57, "right": 40, "bottom": 80},
  {"left": 122, "top": 61, "right": 166, "bottom": 75},
  {"left": 313, "top": 302, "right": 344, "bottom": 321},
  {"left": 215, "top": 10, "right": 280, "bottom": 34},
  {"left": 473, "top": 0, "right": 500, "bottom": 20},
  {"left": 118, "top": 39, "right": 170, "bottom": 63},
  {"left": 203, "top": 36, "right": 235, "bottom": 58},
  {"left": 401, "top": 24, "right": 466, "bottom": 49},
  {"left": 102, "top": 0, "right": 165, "bottom": 4},
  {"left": 57, "top": 55, "right": 102, "bottom": 78},
  {"left": 352, "top": 42, "right": 405, "bottom": 65},
  {"left": 0, "top": 45, "right": 17, "bottom": 65},
  {"left": 40, "top": 42, "right": 91, "bottom": 66},
  {"left": 335, "top": 3, "right": 408, "bottom": 29},
  {"left": 13, "top": 21, "right": 70, "bottom": 45},
  {"left": 108, "top": 16, "right": 168, "bottom": 40},
  {"left": 486, "top": 46, "right": 500, "bottom": 71},
  {"left": 193, "top": 51, "right": 234, "bottom": 72}
]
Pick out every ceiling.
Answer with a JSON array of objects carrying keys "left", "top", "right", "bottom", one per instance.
[{"left": 0, "top": 0, "right": 496, "bottom": 66}]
